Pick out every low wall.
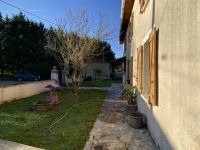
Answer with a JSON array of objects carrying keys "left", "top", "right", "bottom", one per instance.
[{"left": 0, "top": 80, "right": 55, "bottom": 105}]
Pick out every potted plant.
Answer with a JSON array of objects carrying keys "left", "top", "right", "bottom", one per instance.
[
  {"left": 122, "top": 86, "right": 137, "bottom": 111},
  {"left": 129, "top": 111, "right": 144, "bottom": 129},
  {"left": 123, "top": 86, "right": 136, "bottom": 104}
]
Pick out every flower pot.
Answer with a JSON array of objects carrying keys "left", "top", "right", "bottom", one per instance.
[
  {"left": 129, "top": 112, "right": 144, "bottom": 129},
  {"left": 126, "top": 104, "right": 137, "bottom": 112}
]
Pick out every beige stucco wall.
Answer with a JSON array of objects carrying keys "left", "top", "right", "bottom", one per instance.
[
  {"left": 124, "top": 0, "right": 200, "bottom": 149},
  {"left": 123, "top": 28, "right": 133, "bottom": 86},
  {"left": 0, "top": 80, "right": 55, "bottom": 104}
]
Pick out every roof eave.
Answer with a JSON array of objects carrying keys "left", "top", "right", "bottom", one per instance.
[{"left": 119, "top": 0, "right": 134, "bottom": 44}]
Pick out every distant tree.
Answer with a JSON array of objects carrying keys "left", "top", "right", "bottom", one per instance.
[
  {"left": 0, "top": 12, "right": 57, "bottom": 78},
  {"left": 6, "top": 12, "right": 47, "bottom": 71},
  {"left": 92, "top": 40, "right": 115, "bottom": 63},
  {"left": 0, "top": 13, "right": 6, "bottom": 74},
  {"left": 0, "top": 14, "right": 12, "bottom": 74},
  {"left": 47, "top": 8, "right": 114, "bottom": 96}
]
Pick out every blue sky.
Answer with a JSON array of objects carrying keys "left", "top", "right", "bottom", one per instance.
[{"left": 0, "top": 0, "right": 123, "bottom": 58}]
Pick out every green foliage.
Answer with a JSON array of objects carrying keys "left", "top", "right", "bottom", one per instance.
[
  {"left": 0, "top": 89, "right": 107, "bottom": 150},
  {"left": 0, "top": 75, "right": 14, "bottom": 81},
  {"left": 122, "top": 86, "right": 136, "bottom": 103},
  {"left": 0, "top": 11, "right": 115, "bottom": 79},
  {"left": 92, "top": 40, "right": 116, "bottom": 63},
  {"left": 0, "top": 12, "right": 57, "bottom": 78}
]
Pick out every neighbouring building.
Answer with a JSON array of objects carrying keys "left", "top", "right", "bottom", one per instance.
[
  {"left": 120, "top": 0, "right": 200, "bottom": 149},
  {"left": 111, "top": 56, "right": 126, "bottom": 80},
  {"left": 84, "top": 63, "right": 112, "bottom": 80}
]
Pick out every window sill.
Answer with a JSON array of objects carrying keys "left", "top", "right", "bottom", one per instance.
[
  {"left": 137, "top": 93, "right": 152, "bottom": 108},
  {"left": 141, "top": 94, "right": 149, "bottom": 103}
]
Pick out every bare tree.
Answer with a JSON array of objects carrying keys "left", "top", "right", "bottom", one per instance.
[{"left": 47, "top": 8, "right": 113, "bottom": 96}]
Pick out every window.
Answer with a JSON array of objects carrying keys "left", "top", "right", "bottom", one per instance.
[
  {"left": 142, "top": 40, "right": 150, "bottom": 97},
  {"left": 139, "top": 0, "right": 150, "bottom": 13},
  {"left": 137, "top": 46, "right": 143, "bottom": 93},
  {"left": 136, "top": 28, "right": 158, "bottom": 106},
  {"left": 148, "top": 27, "right": 158, "bottom": 106}
]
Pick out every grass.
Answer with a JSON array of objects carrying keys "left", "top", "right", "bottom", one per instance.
[
  {"left": 81, "top": 79, "right": 122, "bottom": 87},
  {"left": 0, "top": 89, "right": 107, "bottom": 150}
]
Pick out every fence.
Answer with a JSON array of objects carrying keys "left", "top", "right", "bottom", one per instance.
[{"left": 0, "top": 80, "right": 55, "bottom": 104}]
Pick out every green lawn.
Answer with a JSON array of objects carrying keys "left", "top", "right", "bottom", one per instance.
[
  {"left": 81, "top": 79, "right": 122, "bottom": 87},
  {"left": 0, "top": 89, "right": 107, "bottom": 150}
]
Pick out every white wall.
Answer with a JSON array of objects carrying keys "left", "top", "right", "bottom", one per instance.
[
  {"left": 0, "top": 80, "right": 55, "bottom": 104},
  {"left": 125, "top": 0, "right": 200, "bottom": 149}
]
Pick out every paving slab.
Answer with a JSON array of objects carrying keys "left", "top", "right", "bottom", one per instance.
[
  {"left": 84, "top": 84, "right": 157, "bottom": 150},
  {"left": 0, "top": 139, "right": 44, "bottom": 150}
]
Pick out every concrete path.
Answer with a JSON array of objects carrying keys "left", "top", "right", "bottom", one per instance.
[
  {"left": 84, "top": 84, "right": 157, "bottom": 150},
  {"left": 0, "top": 139, "right": 44, "bottom": 150}
]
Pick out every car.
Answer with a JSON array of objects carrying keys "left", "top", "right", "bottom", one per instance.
[{"left": 15, "top": 72, "right": 40, "bottom": 81}]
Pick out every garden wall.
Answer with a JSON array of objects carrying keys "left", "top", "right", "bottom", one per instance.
[{"left": 0, "top": 80, "right": 55, "bottom": 104}]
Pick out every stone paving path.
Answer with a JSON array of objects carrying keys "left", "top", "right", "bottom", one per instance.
[
  {"left": 0, "top": 139, "right": 44, "bottom": 150},
  {"left": 84, "top": 84, "right": 157, "bottom": 150}
]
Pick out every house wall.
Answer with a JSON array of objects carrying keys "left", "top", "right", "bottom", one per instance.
[
  {"left": 123, "top": 28, "right": 133, "bottom": 86},
  {"left": 0, "top": 80, "right": 55, "bottom": 104},
  {"left": 125, "top": 0, "right": 200, "bottom": 149},
  {"left": 84, "top": 63, "right": 111, "bottom": 80}
]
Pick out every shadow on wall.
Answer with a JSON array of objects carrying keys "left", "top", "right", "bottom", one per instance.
[
  {"left": 136, "top": 94, "right": 173, "bottom": 150},
  {"left": 138, "top": 1, "right": 173, "bottom": 148}
]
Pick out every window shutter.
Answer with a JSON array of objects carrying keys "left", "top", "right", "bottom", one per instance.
[
  {"left": 148, "top": 28, "right": 158, "bottom": 106},
  {"left": 129, "top": 56, "right": 133, "bottom": 86},
  {"left": 137, "top": 46, "right": 143, "bottom": 93}
]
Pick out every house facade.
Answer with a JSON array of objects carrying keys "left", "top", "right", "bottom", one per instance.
[{"left": 120, "top": 0, "right": 200, "bottom": 149}]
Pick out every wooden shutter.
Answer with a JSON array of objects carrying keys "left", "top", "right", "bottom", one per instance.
[
  {"left": 148, "top": 28, "right": 158, "bottom": 106},
  {"left": 129, "top": 56, "right": 133, "bottom": 86},
  {"left": 137, "top": 46, "right": 143, "bottom": 93}
]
